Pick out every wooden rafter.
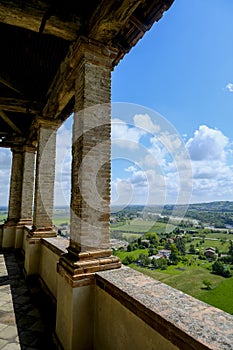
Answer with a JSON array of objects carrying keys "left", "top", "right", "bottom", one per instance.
[
  {"left": 0, "top": 76, "right": 22, "bottom": 95},
  {"left": 88, "top": 0, "right": 143, "bottom": 42},
  {"left": 0, "top": 0, "right": 81, "bottom": 41},
  {"left": 43, "top": 37, "right": 117, "bottom": 120},
  {"left": 0, "top": 110, "right": 23, "bottom": 134},
  {"left": 0, "top": 98, "right": 42, "bottom": 114}
]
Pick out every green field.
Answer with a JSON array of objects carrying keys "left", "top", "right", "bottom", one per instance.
[
  {"left": 0, "top": 213, "right": 7, "bottom": 223},
  {"left": 122, "top": 233, "right": 142, "bottom": 241},
  {"left": 53, "top": 217, "right": 70, "bottom": 226},
  {"left": 131, "top": 264, "right": 233, "bottom": 313},
  {"left": 197, "top": 277, "right": 233, "bottom": 314},
  {"left": 207, "top": 233, "right": 233, "bottom": 240},
  {"left": 111, "top": 219, "right": 174, "bottom": 233},
  {"left": 115, "top": 249, "right": 148, "bottom": 261},
  {"left": 186, "top": 238, "right": 230, "bottom": 253}
]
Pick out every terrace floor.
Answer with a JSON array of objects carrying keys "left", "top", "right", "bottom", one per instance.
[{"left": 0, "top": 250, "right": 57, "bottom": 350}]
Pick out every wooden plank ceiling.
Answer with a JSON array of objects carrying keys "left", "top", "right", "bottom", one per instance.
[{"left": 0, "top": 0, "right": 174, "bottom": 148}]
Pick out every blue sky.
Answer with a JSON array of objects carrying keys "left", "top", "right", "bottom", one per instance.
[{"left": 1, "top": 0, "right": 233, "bottom": 207}]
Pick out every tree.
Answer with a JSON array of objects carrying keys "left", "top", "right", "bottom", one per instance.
[
  {"left": 174, "top": 237, "right": 186, "bottom": 255},
  {"left": 144, "top": 232, "right": 159, "bottom": 246},
  {"left": 228, "top": 240, "right": 233, "bottom": 262},
  {"left": 212, "top": 261, "right": 231, "bottom": 277},
  {"left": 169, "top": 244, "right": 180, "bottom": 265},
  {"left": 138, "top": 253, "right": 150, "bottom": 266},
  {"left": 122, "top": 256, "right": 134, "bottom": 265},
  {"left": 202, "top": 280, "right": 212, "bottom": 290},
  {"left": 189, "top": 244, "right": 196, "bottom": 254}
]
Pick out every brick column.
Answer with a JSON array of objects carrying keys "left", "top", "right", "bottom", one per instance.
[
  {"left": 59, "top": 39, "right": 120, "bottom": 282},
  {"left": 24, "top": 119, "right": 58, "bottom": 275},
  {"left": 7, "top": 148, "right": 24, "bottom": 224},
  {"left": 19, "top": 145, "right": 36, "bottom": 225},
  {"left": 2, "top": 148, "right": 24, "bottom": 247},
  {"left": 15, "top": 145, "right": 36, "bottom": 248},
  {"left": 57, "top": 38, "right": 120, "bottom": 350},
  {"left": 30, "top": 119, "right": 59, "bottom": 237}
]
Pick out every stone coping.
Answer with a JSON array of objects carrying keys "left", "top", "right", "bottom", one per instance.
[
  {"left": 41, "top": 236, "right": 69, "bottom": 255},
  {"left": 96, "top": 266, "right": 233, "bottom": 350}
]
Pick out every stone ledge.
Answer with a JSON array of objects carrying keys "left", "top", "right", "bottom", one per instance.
[
  {"left": 96, "top": 267, "right": 233, "bottom": 350},
  {"left": 41, "top": 237, "right": 69, "bottom": 256}
]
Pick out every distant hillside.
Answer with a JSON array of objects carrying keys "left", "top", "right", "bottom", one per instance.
[{"left": 185, "top": 201, "right": 233, "bottom": 213}]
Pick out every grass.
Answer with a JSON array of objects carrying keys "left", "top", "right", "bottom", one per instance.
[
  {"left": 207, "top": 233, "right": 233, "bottom": 240},
  {"left": 0, "top": 213, "right": 7, "bottom": 222},
  {"left": 53, "top": 217, "right": 70, "bottom": 226},
  {"left": 122, "top": 233, "right": 142, "bottom": 241},
  {"left": 186, "top": 240, "right": 230, "bottom": 254},
  {"left": 111, "top": 219, "right": 174, "bottom": 233},
  {"left": 130, "top": 263, "right": 233, "bottom": 314},
  {"left": 197, "top": 276, "right": 233, "bottom": 314},
  {"left": 114, "top": 249, "right": 148, "bottom": 261}
]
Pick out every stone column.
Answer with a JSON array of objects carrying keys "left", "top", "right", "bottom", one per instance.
[
  {"left": 57, "top": 38, "right": 120, "bottom": 350},
  {"left": 25, "top": 119, "right": 58, "bottom": 275},
  {"left": 15, "top": 145, "right": 36, "bottom": 248},
  {"left": 2, "top": 148, "right": 24, "bottom": 248}
]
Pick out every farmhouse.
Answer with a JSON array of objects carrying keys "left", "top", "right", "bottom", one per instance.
[{"left": 204, "top": 247, "right": 217, "bottom": 259}]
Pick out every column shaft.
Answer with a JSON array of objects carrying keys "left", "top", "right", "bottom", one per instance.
[
  {"left": 32, "top": 122, "right": 57, "bottom": 236},
  {"left": 20, "top": 147, "right": 36, "bottom": 224},
  {"left": 3, "top": 148, "right": 24, "bottom": 247},
  {"left": 58, "top": 39, "right": 120, "bottom": 283},
  {"left": 7, "top": 149, "right": 24, "bottom": 223},
  {"left": 70, "top": 57, "right": 111, "bottom": 252}
]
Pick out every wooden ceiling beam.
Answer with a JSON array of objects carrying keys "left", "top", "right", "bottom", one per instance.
[
  {"left": 43, "top": 37, "right": 117, "bottom": 120},
  {"left": 88, "top": 0, "right": 143, "bottom": 42},
  {"left": 0, "top": 76, "right": 22, "bottom": 95},
  {"left": 0, "top": 0, "right": 80, "bottom": 41},
  {"left": 0, "top": 110, "right": 23, "bottom": 134},
  {"left": 0, "top": 98, "right": 42, "bottom": 114}
]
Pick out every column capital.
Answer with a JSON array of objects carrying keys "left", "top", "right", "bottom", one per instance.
[
  {"left": 11, "top": 146, "right": 24, "bottom": 154},
  {"left": 72, "top": 36, "right": 118, "bottom": 69},
  {"left": 23, "top": 144, "right": 37, "bottom": 153},
  {"left": 34, "top": 117, "right": 61, "bottom": 130}
]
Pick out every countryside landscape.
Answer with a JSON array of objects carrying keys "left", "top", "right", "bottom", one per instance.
[{"left": 1, "top": 201, "right": 233, "bottom": 315}]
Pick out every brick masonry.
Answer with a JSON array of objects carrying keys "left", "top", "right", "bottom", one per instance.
[
  {"left": 20, "top": 147, "right": 36, "bottom": 222},
  {"left": 70, "top": 45, "right": 112, "bottom": 252},
  {"left": 32, "top": 122, "right": 57, "bottom": 233},
  {"left": 7, "top": 148, "right": 24, "bottom": 223}
]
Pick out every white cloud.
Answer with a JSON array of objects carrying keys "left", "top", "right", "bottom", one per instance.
[
  {"left": 226, "top": 83, "right": 233, "bottom": 92},
  {"left": 0, "top": 148, "right": 11, "bottom": 206},
  {"left": 111, "top": 118, "right": 145, "bottom": 149},
  {"left": 133, "top": 114, "right": 160, "bottom": 134},
  {"left": 55, "top": 122, "right": 72, "bottom": 206},
  {"left": 186, "top": 125, "right": 228, "bottom": 161},
  {"left": 184, "top": 125, "right": 233, "bottom": 203}
]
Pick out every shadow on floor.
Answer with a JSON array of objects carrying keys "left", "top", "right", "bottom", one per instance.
[{"left": 0, "top": 250, "right": 58, "bottom": 350}]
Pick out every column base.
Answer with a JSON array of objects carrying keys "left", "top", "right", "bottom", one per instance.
[
  {"left": 56, "top": 248, "right": 121, "bottom": 350},
  {"left": 15, "top": 219, "right": 32, "bottom": 249},
  {"left": 2, "top": 221, "right": 17, "bottom": 248},
  {"left": 24, "top": 227, "right": 56, "bottom": 275},
  {"left": 29, "top": 226, "right": 57, "bottom": 238},
  {"left": 58, "top": 248, "right": 121, "bottom": 287},
  {"left": 24, "top": 236, "right": 41, "bottom": 275}
]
